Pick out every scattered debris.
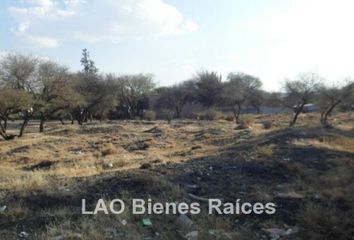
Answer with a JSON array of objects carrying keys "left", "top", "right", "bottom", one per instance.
[
  {"left": 69, "top": 148, "right": 84, "bottom": 155},
  {"left": 104, "top": 228, "right": 119, "bottom": 239},
  {"left": 235, "top": 124, "right": 252, "bottom": 130},
  {"left": 58, "top": 186, "right": 70, "bottom": 192},
  {"left": 144, "top": 126, "right": 163, "bottom": 134},
  {"left": 123, "top": 141, "right": 150, "bottom": 151},
  {"left": 24, "top": 160, "right": 55, "bottom": 171},
  {"left": 18, "top": 231, "right": 29, "bottom": 239},
  {"left": 51, "top": 233, "right": 82, "bottom": 240},
  {"left": 0, "top": 205, "right": 6, "bottom": 213},
  {"left": 184, "top": 184, "right": 201, "bottom": 194},
  {"left": 208, "top": 229, "right": 233, "bottom": 239},
  {"left": 263, "top": 227, "right": 298, "bottom": 238},
  {"left": 51, "top": 236, "right": 64, "bottom": 240},
  {"left": 103, "top": 162, "right": 114, "bottom": 169},
  {"left": 276, "top": 191, "right": 305, "bottom": 199},
  {"left": 140, "top": 218, "right": 153, "bottom": 227},
  {"left": 188, "top": 193, "right": 210, "bottom": 202},
  {"left": 177, "top": 214, "right": 194, "bottom": 228},
  {"left": 184, "top": 231, "right": 198, "bottom": 240}
]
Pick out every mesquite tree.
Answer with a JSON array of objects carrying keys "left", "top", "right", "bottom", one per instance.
[
  {"left": 283, "top": 72, "right": 320, "bottom": 126},
  {"left": 223, "top": 72, "right": 262, "bottom": 123},
  {"left": 154, "top": 80, "right": 195, "bottom": 118},
  {"left": 0, "top": 89, "right": 33, "bottom": 140},
  {"left": 35, "top": 61, "right": 79, "bottom": 132},
  {"left": 317, "top": 80, "right": 354, "bottom": 126}
]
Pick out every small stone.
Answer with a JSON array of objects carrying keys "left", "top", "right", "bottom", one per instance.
[
  {"left": 0, "top": 205, "right": 6, "bottom": 213},
  {"left": 18, "top": 231, "right": 29, "bottom": 239}
]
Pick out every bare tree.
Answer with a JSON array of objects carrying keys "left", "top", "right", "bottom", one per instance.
[
  {"left": 317, "top": 79, "right": 354, "bottom": 126},
  {"left": 0, "top": 54, "right": 38, "bottom": 91},
  {"left": 154, "top": 80, "right": 194, "bottom": 118},
  {"left": 282, "top": 72, "right": 321, "bottom": 126},
  {"left": 223, "top": 72, "right": 262, "bottom": 123}
]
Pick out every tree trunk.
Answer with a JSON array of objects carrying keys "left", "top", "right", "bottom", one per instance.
[
  {"left": 322, "top": 101, "right": 341, "bottom": 126},
  {"left": 232, "top": 104, "right": 242, "bottom": 124},
  {"left": 320, "top": 111, "right": 325, "bottom": 124},
  {"left": 255, "top": 106, "right": 261, "bottom": 114},
  {"left": 39, "top": 116, "right": 45, "bottom": 133},
  {"left": 0, "top": 119, "right": 16, "bottom": 140},
  {"left": 0, "top": 121, "right": 8, "bottom": 140},
  {"left": 236, "top": 105, "right": 241, "bottom": 123},
  {"left": 290, "top": 102, "right": 305, "bottom": 126},
  {"left": 175, "top": 107, "right": 181, "bottom": 119},
  {"left": 4, "top": 118, "right": 7, "bottom": 130},
  {"left": 232, "top": 105, "right": 241, "bottom": 124},
  {"left": 19, "top": 117, "right": 29, "bottom": 138}
]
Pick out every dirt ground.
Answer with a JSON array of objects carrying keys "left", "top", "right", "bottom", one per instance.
[{"left": 0, "top": 113, "right": 354, "bottom": 239}]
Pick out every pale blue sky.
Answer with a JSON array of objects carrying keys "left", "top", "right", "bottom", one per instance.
[{"left": 1, "top": 0, "right": 354, "bottom": 91}]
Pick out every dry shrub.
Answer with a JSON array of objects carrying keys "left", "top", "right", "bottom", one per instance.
[
  {"left": 224, "top": 114, "right": 235, "bottom": 122},
  {"left": 292, "top": 136, "right": 354, "bottom": 154},
  {"left": 0, "top": 166, "right": 48, "bottom": 191},
  {"left": 161, "top": 109, "right": 174, "bottom": 123},
  {"left": 2, "top": 203, "right": 29, "bottom": 222},
  {"left": 143, "top": 110, "right": 156, "bottom": 121},
  {"left": 236, "top": 116, "right": 254, "bottom": 129},
  {"left": 262, "top": 120, "right": 273, "bottom": 129},
  {"left": 13, "top": 173, "right": 48, "bottom": 192},
  {"left": 114, "top": 159, "right": 127, "bottom": 168},
  {"left": 197, "top": 109, "right": 222, "bottom": 120},
  {"left": 38, "top": 203, "right": 142, "bottom": 240},
  {"left": 140, "top": 162, "right": 152, "bottom": 169},
  {"left": 131, "top": 173, "right": 183, "bottom": 199},
  {"left": 319, "top": 136, "right": 354, "bottom": 153},
  {"left": 100, "top": 143, "right": 117, "bottom": 156},
  {"left": 298, "top": 203, "right": 353, "bottom": 240},
  {"left": 255, "top": 145, "right": 274, "bottom": 158}
]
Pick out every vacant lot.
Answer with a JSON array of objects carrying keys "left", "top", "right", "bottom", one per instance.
[{"left": 0, "top": 113, "right": 354, "bottom": 239}]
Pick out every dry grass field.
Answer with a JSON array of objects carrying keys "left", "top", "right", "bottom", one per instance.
[{"left": 0, "top": 112, "right": 354, "bottom": 239}]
